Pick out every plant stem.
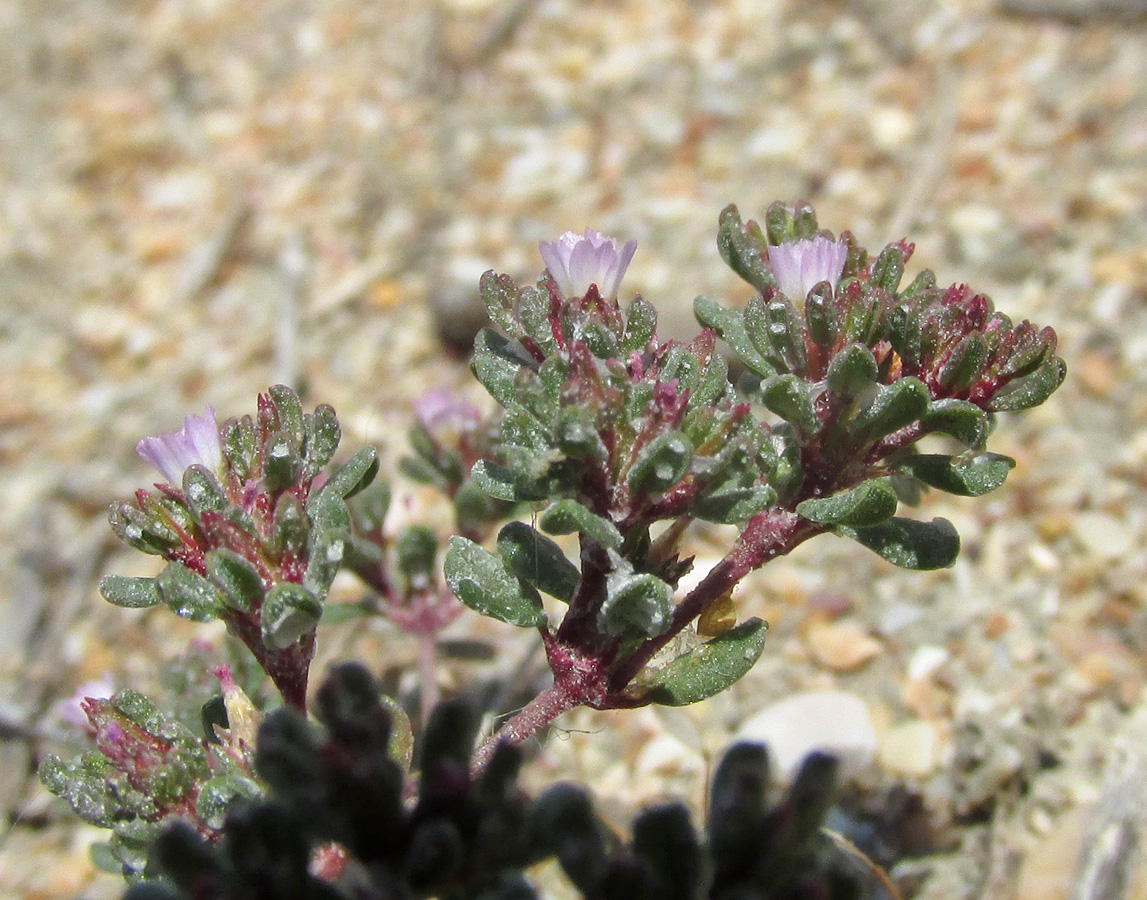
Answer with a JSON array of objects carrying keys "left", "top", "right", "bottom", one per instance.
[
  {"left": 470, "top": 674, "right": 590, "bottom": 775},
  {"left": 608, "top": 509, "right": 820, "bottom": 693}
]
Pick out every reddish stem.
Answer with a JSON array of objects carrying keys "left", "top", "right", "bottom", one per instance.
[
  {"left": 471, "top": 630, "right": 610, "bottom": 775},
  {"left": 608, "top": 509, "right": 821, "bottom": 693}
]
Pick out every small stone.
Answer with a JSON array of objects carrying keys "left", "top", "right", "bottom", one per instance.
[
  {"left": 806, "top": 619, "right": 883, "bottom": 672},
  {"left": 735, "top": 691, "right": 878, "bottom": 783},
  {"left": 1073, "top": 512, "right": 1135, "bottom": 561},
  {"left": 879, "top": 719, "right": 942, "bottom": 777},
  {"left": 907, "top": 645, "right": 950, "bottom": 682}
]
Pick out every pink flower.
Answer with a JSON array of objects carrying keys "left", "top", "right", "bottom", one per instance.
[
  {"left": 539, "top": 228, "right": 637, "bottom": 300},
  {"left": 766, "top": 236, "right": 848, "bottom": 302},
  {"left": 136, "top": 406, "right": 223, "bottom": 485}
]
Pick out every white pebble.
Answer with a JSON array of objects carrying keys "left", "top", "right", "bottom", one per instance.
[{"left": 734, "top": 691, "right": 877, "bottom": 783}]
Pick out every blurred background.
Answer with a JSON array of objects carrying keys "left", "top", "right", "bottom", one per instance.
[{"left": 1, "top": 0, "right": 1145, "bottom": 897}]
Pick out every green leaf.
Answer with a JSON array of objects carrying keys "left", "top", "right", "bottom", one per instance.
[
  {"left": 444, "top": 537, "right": 546, "bottom": 627},
  {"left": 498, "top": 521, "right": 580, "bottom": 602},
  {"left": 156, "top": 561, "right": 226, "bottom": 622},
  {"left": 195, "top": 774, "right": 262, "bottom": 829},
  {"left": 539, "top": 499, "right": 623, "bottom": 551},
  {"left": 480, "top": 270, "right": 521, "bottom": 335},
  {"left": 623, "top": 297, "right": 658, "bottom": 351},
  {"left": 379, "top": 693, "right": 414, "bottom": 771},
  {"left": 921, "top": 399, "right": 990, "bottom": 448},
  {"left": 89, "top": 842, "right": 122, "bottom": 875},
  {"left": 694, "top": 296, "right": 776, "bottom": 378},
  {"left": 627, "top": 432, "right": 694, "bottom": 495},
  {"left": 397, "top": 525, "right": 438, "bottom": 586},
  {"left": 222, "top": 415, "right": 257, "bottom": 481},
  {"left": 717, "top": 204, "right": 774, "bottom": 293},
  {"left": 517, "top": 285, "right": 556, "bottom": 354},
  {"left": 805, "top": 287, "right": 839, "bottom": 348},
  {"left": 797, "top": 478, "right": 898, "bottom": 528},
  {"left": 600, "top": 570, "right": 673, "bottom": 638},
  {"left": 263, "top": 430, "right": 302, "bottom": 492},
  {"left": 206, "top": 548, "right": 264, "bottom": 612},
  {"left": 99, "top": 575, "right": 161, "bottom": 609},
  {"left": 182, "top": 464, "right": 228, "bottom": 521},
  {"left": 471, "top": 329, "right": 534, "bottom": 409},
  {"left": 261, "top": 583, "right": 322, "bottom": 649},
  {"left": 318, "top": 447, "right": 379, "bottom": 502},
  {"left": 269, "top": 385, "right": 305, "bottom": 446},
  {"left": 303, "top": 528, "right": 346, "bottom": 598},
  {"left": 838, "top": 516, "right": 960, "bottom": 570},
  {"left": 898, "top": 452, "right": 1015, "bottom": 497},
  {"left": 302, "top": 403, "right": 341, "bottom": 476},
  {"left": 938, "top": 334, "right": 986, "bottom": 391},
  {"left": 761, "top": 375, "right": 818, "bottom": 435},
  {"left": 826, "top": 344, "right": 878, "bottom": 399},
  {"left": 470, "top": 459, "right": 549, "bottom": 502},
  {"left": 693, "top": 483, "right": 777, "bottom": 525},
  {"left": 645, "top": 618, "right": 768, "bottom": 706},
  {"left": 988, "top": 356, "right": 1067, "bottom": 412},
  {"left": 870, "top": 243, "right": 907, "bottom": 292},
  {"left": 851, "top": 377, "right": 930, "bottom": 443}
]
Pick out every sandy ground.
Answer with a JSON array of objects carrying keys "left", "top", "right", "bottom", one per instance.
[{"left": 1, "top": 0, "right": 1146, "bottom": 897}]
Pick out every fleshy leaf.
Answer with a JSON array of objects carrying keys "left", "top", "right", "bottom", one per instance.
[
  {"left": 156, "top": 562, "right": 226, "bottom": 622},
  {"left": 796, "top": 478, "right": 898, "bottom": 528},
  {"left": 600, "top": 571, "right": 673, "bottom": 638},
  {"left": 694, "top": 296, "right": 776, "bottom": 378},
  {"left": 826, "top": 344, "right": 878, "bottom": 399},
  {"left": 444, "top": 537, "right": 546, "bottom": 627},
  {"left": 716, "top": 204, "right": 774, "bottom": 294},
  {"left": 645, "top": 618, "right": 768, "bottom": 706},
  {"left": 261, "top": 584, "right": 322, "bottom": 649},
  {"left": 470, "top": 460, "right": 549, "bottom": 503},
  {"left": 539, "top": 499, "right": 623, "bottom": 551},
  {"left": 497, "top": 521, "right": 580, "bottom": 603},
  {"left": 921, "top": 399, "right": 990, "bottom": 448},
  {"left": 761, "top": 375, "right": 818, "bottom": 435},
  {"left": 987, "top": 357, "right": 1067, "bottom": 412},
  {"left": 898, "top": 453, "right": 1015, "bottom": 497},
  {"left": 838, "top": 516, "right": 960, "bottom": 570},
  {"left": 99, "top": 575, "right": 161, "bottom": 609},
  {"left": 317, "top": 447, "right": 379, "bottom": 503},
  {"left": 206, "top": 549, "right": 265, "bottom": 612},
  {"left": 850, "top": 377, "right": 930, "bottom": 442},
  {"left": 627, "top": 432, "right": 694, "bottom": 495}
]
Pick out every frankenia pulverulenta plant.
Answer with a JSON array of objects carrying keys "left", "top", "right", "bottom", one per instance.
[
  {"left": 453, "top": 204, "right": 1064, "bottom": 767},
  {"left": 40, "top": 201, "right": 1064, "bottom": 889}
]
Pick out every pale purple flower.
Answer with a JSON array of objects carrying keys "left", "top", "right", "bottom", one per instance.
[
  {"left": 766, "top": 236, "right": 848, "bottom": 302},
  {"left": 136, "top": 406, "right": 223, "bottom": 485},
  {"left": 539, "top": 228, "right": 637, "bottom": 300},
  {"left": 51, "top": 674, "right": 115, "bottom": 729}
]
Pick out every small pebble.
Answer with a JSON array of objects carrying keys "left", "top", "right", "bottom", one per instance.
[
  {"left": 1072, "top": 512, "right": 1135, "bottom": 561},
  {"left": 879, "top": 720, "right": 942, "bottom": 778},
  {"left": 806, "top": 620, "right": 883, "bottom": 672},
  {"left": 735, "top": 691, "right": 878, "bottom": 783}
]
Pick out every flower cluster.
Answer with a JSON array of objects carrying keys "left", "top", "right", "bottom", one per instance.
[
  {"left": 103, "top": 386, "right": 379, "bottom": 709},
  {"left": 40, "top": 679, "right": 259, "bottom": 878}
]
